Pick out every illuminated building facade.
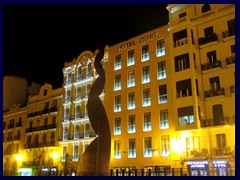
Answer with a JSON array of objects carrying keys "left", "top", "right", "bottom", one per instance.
[
  {"left": 3, "top": 83, "right": 62, "bottom": 176},
  {"left": 3, "top": 4, "right": 235, "bottom": 177},
  {"left": 3, "top": 104, "right": 26, "bottom": 176},
  {"left": 59, "top": 50, "right": 107, "bottom": 176},
  {"left": 105, "top": 4, "right": 235, "bottom": 176}
]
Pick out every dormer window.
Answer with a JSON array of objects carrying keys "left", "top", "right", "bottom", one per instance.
[{"left": 202, "top": 4, "right": 211, "bottom": 13}]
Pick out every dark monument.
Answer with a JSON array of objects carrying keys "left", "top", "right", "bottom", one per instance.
[{"left": 77, "top": 47, "right": 111, "bottom": 176}]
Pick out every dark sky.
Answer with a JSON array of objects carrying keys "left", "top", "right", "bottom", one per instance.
[{"left": 3, "top": 4, "right": 169, "bottom": 89}]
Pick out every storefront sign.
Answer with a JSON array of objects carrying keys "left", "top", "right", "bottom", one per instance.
[
  {"left": 187, "top": 161, "right": 208, "bottom": 168},
  {"left": 118, "top": 32, "right": 158, "bottom": 51},
  {"left": 18, "top": 168, "right": 32, "bottom": 173},
  {"left": 213, "top": 160, "right": 228, "bottom": 168}
]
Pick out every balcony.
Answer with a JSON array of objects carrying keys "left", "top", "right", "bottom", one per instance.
[
  {"left": 201, "top": 60, "right": 222, "bottom": 72},
  {"left": 183, "top": 149, "right": 208, "bottom": 160},
  {"left": 204, "top": 88, "right": 225, "bottom": 98},
  {"left": 190, "top": 4, "right": 234, "bottom": 23},
  {"left": 212, "top": 147, "right": 232, "bottom": 157},
  {"left": 198, "top": 33, "right": 218, "bottom": 47},
  {"left": 226, "top": 54, "right": 235, "bottom": 65},
  {"left": 201, "top": 116, "right": 235, "bottom": 127},
  {"left": 72, "top": 72, "right": 94, "bottom": 86}
]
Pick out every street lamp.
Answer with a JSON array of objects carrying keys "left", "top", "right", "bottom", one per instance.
[
  {"left": 50, "top": 152, "right": 59, "bottom": 176},
  {"left": 64, "top": 153, "right": 70, "bottom": 176}
]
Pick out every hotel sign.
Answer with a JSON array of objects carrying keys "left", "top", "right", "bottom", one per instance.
[{"left": 118, "top": 32, "right": 158, "bottom": 51}]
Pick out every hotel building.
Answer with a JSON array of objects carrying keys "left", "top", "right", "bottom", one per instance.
[
  {"left": 105, "top": 4, "right": 235, "bottom": 176},
  {"left": 3, "top": 4, "right": 235, "bottom": 176}
]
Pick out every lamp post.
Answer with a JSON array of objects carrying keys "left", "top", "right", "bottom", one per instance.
[
  {"left": 50, "top": 152, "right": 59, "bottom": 176},
  {"left": 14, "top": 154, "right": 23, "bottom": 176},
  {"left": 64, "top": 153, "right": 70, "bottom": 176}
]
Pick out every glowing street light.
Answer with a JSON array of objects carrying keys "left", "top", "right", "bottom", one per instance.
[{"left": 15, "top": 154, "right": 24, "bottom": 162}]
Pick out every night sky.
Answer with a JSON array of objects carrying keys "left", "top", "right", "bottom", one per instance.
[{"left": 3, "top": 4, "right": 169, "bottom": 89}]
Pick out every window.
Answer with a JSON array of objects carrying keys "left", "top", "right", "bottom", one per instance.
[
  {"left": 128, "top": 70, "right": 135, "bottom": 87},
  {"left": 128, "top": 115, "right": 136, "bottom": 133},
  {"left": 114, "top": 140, "right": 121, "bottom": 159},
  {"left": 44, "top": 89, "right": 47, "bottom": 96},
  {"left": 42, "top": 133, "right": 47, "bottom": 144},
  {"left": 178, "top": 106, "right": 194, "bottom": 126},
  {"left": 157, "top": 61, "right": 166, "bottom": 79},
  {"left": 87, "top": 62, "right": 92, "bottom": 76},
  {"left": 33, "top": 134, "right": 39, "bottom": 146},
  {"left": 128, "top": 50, "right": 135, "bottom": 66},
  {"left": 159, "top": 84, "right": 167, "bottom": 104},
  {"left": 227, "top": 19, "right": 235, "bottom": 36},
  {"left": 204, "top": 26, "right": 214, "bottom": 38},
  {"left": 63, "top": 126, "right": 68, "bottom": 140},
  {"left": 176, "top": 79, "right": 192, "bottom": 98},
  {"left": 44, "top": 118, "right": 48, "bottom": 126},
  {"left": 142, "top": 44, "right": 149, "bottom": 61},
  {"left": 179, "top": 12, "right": 186, "bottom": 18},
  {"left": 210, "top": 76, "right": 220, "bottom": 91},
  {"left": 143, "top": 88, "right": 151, "bottom": 107},
  {"left": 143, "top": 112, "right": 151, "bottom": 131},
  {"left": 216, "top": 134, "right": 226, "bottom": 148},
  {"left": 129, "top": 139, "right": 136, "bottom": 158},
  {"left": 144, "top": 137, "right": 152, "bottom": 157},
  {"left": 186, "top": 136, "right": 200, "bottom": 151},
  {"left": 142, "top": 66, "right": 150, "bottom": 84},
  {"left": 115, "top": 54, "right": 121, "bottom": 70},
  {"left": 160, "top": 109, "right": 169, "bottom": 129},
  {"left": 157, "top": 39, "right": 165, "bottom": 57},
  {"left": 207, "top": 50, "right": 217, "bottom": 64},
  {"left": 174, "top": 53, "right": 190, "bottom": 72},
  {"left": 201, "top": 4, "right": 211, "bottom": 13},
  {"left": 114, "top": 95, "right": 121, "bottom": 112},
  {"left": 114, "top": 74, "right": 121, "bottom": 91},
  {"left": 161, "top": 135, "right": 170, "bottom": 156},
  {"left": 213, "top": 104, "right": 224, "bottom": 125},
  {"left": 128, "top": 92, "right": 135, "bottom": 109},
  {"left": 114, "top": 117, "right": 121, "bottom": 135},
  {"left": 85, "top": 123, "right": 90, "bottom": 137},
  {"left": 75, "top": 125, "right": 80, "bottom": 139},
  {"left": 173, "top": 29, "right": 188, "bottom": 47},
  {"left": 52, "top": 116, "right": 56, "bottom": 124},
  {"left": 73, "top": 144, "right": 79, "bottom": 161},
  {"left": 78, "top": 66, "right": 82, "bottom": 78}
]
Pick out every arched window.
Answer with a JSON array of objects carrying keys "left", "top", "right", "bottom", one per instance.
[
  {"left": 202, "top": 4, "right": 211, "bottom": 13},
  {"left": 87, "top": 62, "right": 92, "bottom": 76}
]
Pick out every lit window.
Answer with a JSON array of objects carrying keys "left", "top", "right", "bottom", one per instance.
[
  {"left": 143, "top": 112, "right": 151, "bottom": 131},
  {"left": 114, "top": 74, "right": 121, "bottom": 91},
  {"left": 114, "top": 117, "right": 121, "bottom": 135},
  {"left": 143, "top": 88, "right": 151, "bottom": 107},
  {"left": 128, "top": 139, "right": 136, "bottom": 158},
  {"left": 178, "top": 106, "right": 195, "bottom": 126},
  {"left": 114, "top": 140, "right": 121, "bottom": 159},
  {"left": 160, "top": 109, "right": 169, "bottom": 129},
  {"left": 115, "top": 54, "right": 121, "bottom": 70},
  {"left": 144, "top": 137, "right": 152, "bottom": 157},
  {"left": 157, "top": 61, "right": 166, "bottom": 79},
  {"left": 128, "top": 115, "right": 136, "bottom": 133},
  {"left": 142, "top": 66, "right": 150, "bottom": 84},
  {"left": 114, "top": 95, "right": 121, "bottom": 112},
  {"left": 128, "top": 70, "right": 135, "bottom": 87},
  {"left": 128, "top": 92, "right": 135, "bottom": 110},
  {"left": 161, "top": 135, "right": 170, "bottom": 156},
  {"left": 159, "top": 84, "right": 167, "bottom": 104},
  {"left": 128, "top": 50, "right": 135, "bottom": 66},
  {"left": 142, "top": 45, "right": 149, "bottom": 61},
  {"left": 157, "top": 39, "right": 165, "bottom": 57}
]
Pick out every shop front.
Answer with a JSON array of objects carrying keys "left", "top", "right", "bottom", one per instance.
[
  {"left": 212, "top": 160, "right": 231, "bottom": 176},
  {"left": 186, "top": 160, "right": 209, "bottom": 176}
]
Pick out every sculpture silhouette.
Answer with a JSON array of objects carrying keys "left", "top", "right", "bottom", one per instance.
[{"left": 77, "top": 47, "right": 110, "bottom": 176}]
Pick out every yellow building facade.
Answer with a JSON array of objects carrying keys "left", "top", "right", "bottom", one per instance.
[
  {"left": 3, "top": 4, "right": 235, "bottom": 176},
  {"left": 105, "top": 4, "right": 235, "bottom": 176},
  {"left": 59, "top": 50, "right": 107, "bottom": 175}
]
